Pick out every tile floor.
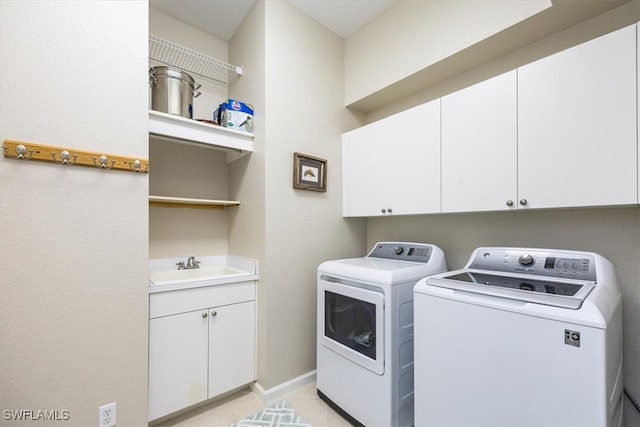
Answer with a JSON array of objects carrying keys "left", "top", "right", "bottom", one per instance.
[{"left": 160, "top": 381, "right": 355, "bottom": 427}]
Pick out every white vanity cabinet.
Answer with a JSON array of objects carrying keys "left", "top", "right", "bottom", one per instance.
[
  {"left": 148, "top": 281, "right": 256, "bottom": 421},
  {"left": 342, "top": 100, "right": 441, "bottom": 217},
  {"left": 517, "top": 23, "right": 637, "bottom": 209},
  {"left": 149, "top": 309, "right": 209, "bottom": 420},
  {"left": 441, "top": 70, "right": 517, "bottom": 213},
  {"left": 208, "top": 300, "right": 255, "bottom": 398}
]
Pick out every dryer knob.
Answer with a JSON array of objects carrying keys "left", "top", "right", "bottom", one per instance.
[
  {"left": 395, "top": 246, "right": 404, "bottom": 255},
  {"left": 519, "top": 254, "right": 535, "bottom": 266}
]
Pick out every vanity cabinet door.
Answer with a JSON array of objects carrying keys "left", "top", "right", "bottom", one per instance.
[
  {"left": 148, "top": 309, "right": 209, "bottom": 421},
  {"left": 208, "top": 300, "right": 256, "bottom": 398},
  {"left": 518, "top": 24, "right": 637, "bottom": 209}
]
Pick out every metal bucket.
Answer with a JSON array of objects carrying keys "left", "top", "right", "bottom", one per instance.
[{"left": 149, "top": 66, "right": 201, "bottom": 119}]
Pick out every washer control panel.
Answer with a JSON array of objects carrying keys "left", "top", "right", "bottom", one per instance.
[
  {"left": 368, "top": 242, "right": 433, "bottom": 263},
  {"left": 468, "top": 248, "right": 596, "bottom": 281}
]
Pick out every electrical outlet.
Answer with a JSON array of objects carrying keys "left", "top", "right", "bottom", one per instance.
[{"left": 99, "top": 402, "right": 117, "bottom": 427}]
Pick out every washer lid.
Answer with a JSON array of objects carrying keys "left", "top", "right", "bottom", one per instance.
[
  {"left": 319, "top": 257, "right": 444, "bottom": 285},
  {"left": 426, "top": 270, "right": 595, "bottom": 309}
]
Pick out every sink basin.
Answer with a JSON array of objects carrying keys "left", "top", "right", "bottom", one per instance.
[
  {"left": 150, "top": 266, "right": 247, "bottom": 286},
  {"left": 149, "top": 255, "right": 258, "bottom": 291}
]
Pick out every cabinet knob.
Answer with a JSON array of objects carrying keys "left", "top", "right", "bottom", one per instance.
[
  {"left": 506, "top": 200, "right": 514, "bottom": 207},
  {"left": 211, "top": 311, "right": 217, "bottom": 317},
  {"left": 519, "top": 199, "right": 528, "bottom": 206},
  {"left": 387, "top": 208, "right": 393, "bottom": 213},
  {"left": 202, "top": 312, "right": 208, "bottom": 318},
  {"left": 381, "top": 208, "right": 387, "bottom": 214}
]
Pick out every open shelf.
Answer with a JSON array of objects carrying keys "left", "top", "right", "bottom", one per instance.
[
  {"left": 149, "top": 195, "right": 240, "bottom": 210},
  {"left": 149, "top": 110, "right": 253, "bottom": 162}
]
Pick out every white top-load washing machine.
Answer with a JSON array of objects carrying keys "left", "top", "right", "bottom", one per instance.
[
  {"left": 317, "top": 242, "right": 447, "bottom": 427},
  {"left": 414, "top": 247, "right": 623, "bottom": 427}
]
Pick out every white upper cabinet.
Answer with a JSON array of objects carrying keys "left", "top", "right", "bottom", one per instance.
[
  {"left": 342, "top": 100, "right": 441, "bottom": 217},
  {"left": 441, "top": 71, "right": 517, "bottom": 213},
  {"left": 517, "top": 24, "right": 638, "bottom": 209}
]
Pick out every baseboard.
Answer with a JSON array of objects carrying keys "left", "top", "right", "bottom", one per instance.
[{"left": 250, "top": 370, "right": 316, "bottom": 402}]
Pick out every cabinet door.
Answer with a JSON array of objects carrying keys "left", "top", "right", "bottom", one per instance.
[
  {"left": 342, "top": 100, "right": 441, "bottom": 217},
  {"left": 149, "top": 310, "right": 209, "bottom": 421},
  {"left": 518, "top": 24, "right": 637, "bottom": 209},
  {"left": 208, "top": 301, "right": 256, "bottom": 398},
  {"left": 441, "top": 71, "right": 517, "bottom": 212}
]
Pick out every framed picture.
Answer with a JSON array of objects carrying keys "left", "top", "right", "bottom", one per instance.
[{"left": 293, "top": 152, "right": 327, "bottom": 192}]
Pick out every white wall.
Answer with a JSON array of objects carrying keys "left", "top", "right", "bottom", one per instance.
[
  {"left": 229, "top": 0, "right": 366, "bottom": 390},
  {"left": 0, "top": 1, "right": 149, "bottom": 426}
]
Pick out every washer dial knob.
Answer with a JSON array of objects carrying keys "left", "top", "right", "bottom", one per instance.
[
  {"left": 395, "top": 246, "right": 404, "bottom": 255},
  {"left": 518, "top": 254, "right": 535, "bottom": 266}
]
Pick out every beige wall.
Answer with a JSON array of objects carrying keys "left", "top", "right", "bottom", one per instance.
[
  {"left": 367, "top": 207, "right": 640, "bottom": 419},
  {"left": 229, "top": 0, "right": 366, "bottom": 390},
  {"left": 148, "top": 9, "right": 234, "bottom": 259},
  {"left": 348, "top": 0, "right": 640, "bottom": 423},
  {"left": 262, "top": 0, "right": 366, "bottom": 388},
  {"left": 0, "top": 1, "right": 149, "bottom": 426},
  {"left": 364, "top": 0, "right": 640, "bottom": 125},
  {"left": 345, "top": 0, "right": 552, "bottom": 107},
  {"left": 148, "top": 139, "right": 231, "bottom": 258},
  {"left": 228, "top": 0, "right": 269, "bottom": 389},
  {"left": 149, "top": 8, "right": 228, "bottom": 121}
]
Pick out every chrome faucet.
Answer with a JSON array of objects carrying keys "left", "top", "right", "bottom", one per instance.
[
  {"left": 186, "top": 256, "right": 200, "bottom": 269},
  {"left": 177, "top": 256, "right": 201, "bottom": 270}
]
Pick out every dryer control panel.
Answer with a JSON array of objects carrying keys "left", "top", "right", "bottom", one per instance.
[
  {"left": 368, "top": 242, "right": 433, "bottom": 263},
  {"left": 467, "top": 248, "right": 596, "bottom": 282}
]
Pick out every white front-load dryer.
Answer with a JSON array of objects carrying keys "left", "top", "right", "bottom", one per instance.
[
  {"left": 317, "top": 242, "right": 447, "bottom": 427},
  {"left": 414, "top": 247, "right": 623, "bottom": 427}
]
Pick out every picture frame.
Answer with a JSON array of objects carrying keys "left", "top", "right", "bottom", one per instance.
[{"left": 293, "top": 152, "right": 327, "bottom": 192}]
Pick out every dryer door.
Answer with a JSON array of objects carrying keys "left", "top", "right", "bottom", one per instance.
[{"left": 319, "top": 278, "right": 384, "bottom": 375}]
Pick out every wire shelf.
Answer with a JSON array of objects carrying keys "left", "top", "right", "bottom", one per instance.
[{"left": 149, "top": 34, "right": 242, "bottom": 86}]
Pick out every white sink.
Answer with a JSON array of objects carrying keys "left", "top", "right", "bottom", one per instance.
[
  {"left": 150, "top": 266, "right": 246, "bottom": 285},
  {"left": 149, "top": 255, "right": 258, "bottom": 291}
]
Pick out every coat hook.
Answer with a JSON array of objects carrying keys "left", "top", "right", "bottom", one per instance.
[
  {"left": 50, "top": 150, "right": 77, "bottom": 165},
  {"left": 129, "top": 160, "right": 149, "bottom": 173},
  {"left": 3, "top": 144, "right": 34, "bottom": 160},
  {"left": 93, "top": 155, "right": 114, "bottom": 169}
]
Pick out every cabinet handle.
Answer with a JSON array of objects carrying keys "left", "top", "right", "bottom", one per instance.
[
  {"left": 519, "top": 199, "right": 528, "bottom": 206},
  {"left": 506, "top": 200, "right": 514, "bottom": 207},
  {"left": 211, "top": 311, "right": 217, "bottom": 317},
  {"left": 202, "top": 312, "right": 208, "bottom": 318}
]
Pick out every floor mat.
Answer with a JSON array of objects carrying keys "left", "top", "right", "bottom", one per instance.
[{"left": 231, "top": 400, "right": 311, "bottom": 427}]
